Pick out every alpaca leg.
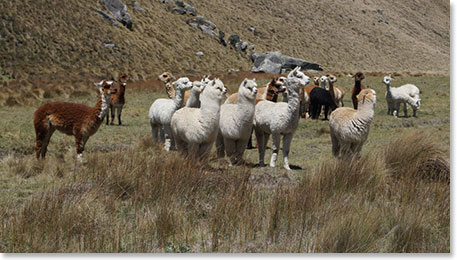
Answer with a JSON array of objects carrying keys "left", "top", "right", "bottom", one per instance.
[
  {"left": 224, "top": 138, "right": 237, "bottom": 166},
  {"left": 163, "top": 125, "right": 173, "bottom": 151},
  {"left": 110, "top": 105, "right": 115, "bottom": 125},
  {"left": 159, "top": 126, "right": 165, "bottom": 143},
  {"left": 235, "top": 138, "right": 250, "bottom": 165},
  {"left": 324, "top": 105, "right": 329, "bottom": 120},
  {"left": 216, "top": 130, "right": 225, "bottom": 159},
  {"left": 282, "top": 134, "right": 293, "bottom": 170},
  {"left": 270, "top": 134, "right": 280, "bottom": 168},
  {"left": 150, "top": 123, "right": 159, "bottom": 142},
  {"left": 106, "top": 105, "right": 111, "bottom": 125},
  {"left": 403, "top": 102, "right": 408, "bottom": 117},
  {"left": 35, "top": 126, "right": 55, "bottom": 159},
  {"left": 330, "top": 132, "right": 340, "bottom": 157},
  {"left": 254, "top": 128, "right": 266, "bottom": 167},
  {"left": 247, "top": 128, "right": 255, "bottom": 149},
  {"left": 187, "top": 143, "right": 199, "bottom": 158},
  {"left": 198, "top": 143, "right": 212, "bottom": 160},
  {"left": 74, "top": 134, "right": 87, "bottom": 162},
  {"left": 174, "top": 135, "right": 187, "bottom": 154},
  {"left": 413, "top": 107, "right": 417, "bottom": 117},
  {"left": 117, "top": 107, "right": 123, "bottom": 125}
]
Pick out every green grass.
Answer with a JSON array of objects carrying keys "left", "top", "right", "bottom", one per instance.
[{"left": 0, "top": 74, "right": 450, "bottom": 252}]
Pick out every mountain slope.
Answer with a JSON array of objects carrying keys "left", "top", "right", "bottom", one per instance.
[{"left": 0, "top": 0, "right": 449, "bottom": 84}]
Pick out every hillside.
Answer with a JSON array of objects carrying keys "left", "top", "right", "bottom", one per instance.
[{"left": 0, "top": 0, "right": 450, "bottom": 83}]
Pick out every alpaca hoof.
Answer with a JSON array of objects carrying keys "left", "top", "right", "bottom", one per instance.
[{"left": 284, "top": 165, "right": 291, "bottom": 171}]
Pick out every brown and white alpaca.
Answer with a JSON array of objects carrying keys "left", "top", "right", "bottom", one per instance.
[
  {"left": 299, "top": 83, "right": 319, "bottom": 118},
  {"left": 106, "top": 73, "right": 130, "bottom": 125},
  {"left": 158, "top": 72, "right": 176, "bottom": 99},
  {"left": 225, "top": 76, "right": 286, "bottom": 105},
  {"left": 34, "top": 80, "right": 117, "bottom": 161},
  {"left": 328, "top": 74, "right": 345, "bottom": 107},
  {"left": 351, "top": 72, "right": 367, "bottom": 109}
]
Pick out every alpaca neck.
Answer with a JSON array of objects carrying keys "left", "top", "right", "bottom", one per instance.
[
  {"left": 173, "top": 88, "right": 186, "bottom": 109},
  {"left": 286, "top": 88, "right": 300, "bottom": 117},
  {"left": 236, "top": 95, "right": 255, "bottom": 123},
  {"left": 165, "top": 83, "right": 175, "bottom": 99},
  {"left": 355, "top": 81, "right": 363, "bottom": 92},
  {"left": 328, "top": 81, "right": 336, "bottom": 101},
  {"left": 118, "top": 83, "right": 126, "bottom": 99},
  {"left": 187, "top": 89, "right": 201, "bottom": 107},
  {"left": 355, "top": 101, "right": 375, "bottom": 122},
  {"left": 200, "top": 95, "right": 221, "bottom": 130},
  {"left": 95, "top": 88, "right": 111, "bottom": 120}
]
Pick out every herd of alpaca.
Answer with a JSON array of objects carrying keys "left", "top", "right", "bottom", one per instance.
[{"left": 32, "top": 69, "right": 421, "bottom": 169}]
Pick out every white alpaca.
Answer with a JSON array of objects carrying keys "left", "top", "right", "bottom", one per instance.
[
  {"left": 149, "top": 77, "right": 193, "bottom": 151},
  {"left": 254, "top": 66, "right": 310, "bottom": 170},
  {"left": 171, "top": 79, "right": 227, "bottom": 158},
  {"left": 216, "top": 78, "right": 258, "bottom": 165},
  {"left": 186, "top": 81, "right": 207, "bottom": 108},
  {"left": 329, "top": 89, "right": 376, "bottom": 158},
  {"left": 383, "top": 75, "right": 420, "bottom": 117}
]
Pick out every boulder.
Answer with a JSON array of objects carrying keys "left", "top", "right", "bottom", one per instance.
[
  {"left": 172, "top": 7, "right": 186, "bottom": 15},
  {"left": 134, "top": 2, "right": 145, "bottom": 11},
  {"left": 196, "top": 51, "right": 204, "bottom": 56},
  {"left": 102, "top": 0, "right": 133, "bottom": 30},
  {"left": 250, "top": 51, "right": 323, "bottom": 73},
  {"left": 96, "top": 9, "right": 119, "bottom": 27}
]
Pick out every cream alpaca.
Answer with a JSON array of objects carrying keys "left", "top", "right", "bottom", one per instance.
[
  {"left": 216, "top": 78, "right": 258, "bottom": 165},
  {"left": 383, "top": 74, "right": 420, "bottom": 117},
  {"left": 329, "top": 88, "right": 376, "bottom": 158},
  {"left": 149, "top": 77, "right": 193, "bottom": 151},
  {"left": 171, "top": 79, "right": 227, "bottom": 159},
  {"left": 254, "top": 66, "right": 310, "bottom": 170}
]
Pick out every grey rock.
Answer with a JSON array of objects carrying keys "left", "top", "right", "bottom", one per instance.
[
  {"left": 184, "top": 3, "right": 197, "bottom": 16},
  {"left": 134, "top": 2, "right": 145, "bottom": 11},
  {"left": 172, "top": 7, "right": 186, "bottom": 15},
  {"left": 250, "top": 51, "right": 323, "bottom": 74},
  {"left": 96, "top": 9, "right": 119, "bottom": 27},
  {"left": 196, "top": 51, "right": 204, "bottom": 56},
  {"left": 102, "top": 0, "right": 133, "bottom": 30},
  {"left": 175, "top": 0, "right": 185, "bottom": 7},
  {"left": 228, "top": 34, "right": 240, "bottom": 48},
  {"left": 200, "top": 25, "right": 218, "bottom": 38},
  {"left": 104, "top": 43, "right": 116, "bottom": 49},
  {"left": 248, "top": 44, "right": 255, "bottom": 51}
]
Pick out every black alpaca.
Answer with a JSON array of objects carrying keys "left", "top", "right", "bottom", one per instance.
[{"left": 309, "top": 87, "right": 338, "bottom": 120}]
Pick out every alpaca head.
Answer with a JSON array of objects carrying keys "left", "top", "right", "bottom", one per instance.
[
  {"left": 319, "top": 75, "right": 329, "bottom": 89},
  {"left": 158, "top": 72, "right": 176, "bottom": 83},
  {"left": 119, "top": 73, "right": 129, "bottom": 86},
  {"left": 204, "top": 78, "right": 227, "bottom": 101},
  {"left": 273, "top": 76, "right": 287, "bottom": 93},
  {"left": 354, "top": 72, "right": 365, "bottom": 82},
  {"left": 286, "top": 66, "right": 310, "bottom": 89},
  {"left": 238, "top": 78, "right": 258, "bottom": 100},
  {"left": 201, "top": 75, "right": 211, "bottom": 85},
  {"left": 328, "top": 74, "right": 337, "bottom": 83},
  {"left": 172, "top": 77, "right": 193, "bottom": 92},
  {"left": 383, "top": 74, "right": 393, "bottom": 85},
  {"left": 191, "top": 81, "right": 206, "bottom": 93},
  {"left": 313, "top": 76, "right": 320, "bottom": 85},
  {"left": 95, "top": 80, "right": 117, "bottom": 102},
  {"left": 357, "top": 89, "right": 376, "bottom": 105}
]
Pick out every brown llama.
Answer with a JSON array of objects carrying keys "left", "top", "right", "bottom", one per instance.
[
  {"left": 351, "top": 72, "right": 367, "bottom": 109},
  {"left": 226, "top": 76, "right": 286, "bottom": 105},
  {"left": 33, "top": 80, "right": 117, "bottom": 160},
  {"left": 106, "top": 73, "right": 130, "bottom": 125}
]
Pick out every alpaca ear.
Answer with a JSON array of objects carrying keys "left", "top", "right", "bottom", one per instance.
[
  {"left": 242, "top": 78, "right": 247, "bottom": 86},
  {"left": 94, "top": 80, "right": 104, "bottom": 87}
]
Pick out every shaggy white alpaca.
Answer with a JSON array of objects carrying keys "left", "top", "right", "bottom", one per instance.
[
  {"left": 216, "top": 78, "right": 258, "bottom": 165},
  {"left": 254, "top": 66, "right": 310, "bottom": 170},
  {"left": 171, "top": 79, "right": 227, "bottom": 158},
  {"left": 329, "top": 88, "right": 376, "bottom": 158},
  {"left": 383, "top": 74, "right": 420, "bottom": 117},
  {"left": 149, "top": 77, "right": 193, "bottom": 151}
]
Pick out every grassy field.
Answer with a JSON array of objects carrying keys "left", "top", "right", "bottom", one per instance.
[{"left": 0, "top": 73, "right": 450, "bottom": 252}]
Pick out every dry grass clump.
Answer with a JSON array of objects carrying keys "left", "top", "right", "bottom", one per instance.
[
  {"left": 384, "top": 130, "right": 449, "bottom": 183},
  {"left": 0, "top": 129, "right": 449, "bottom": 252}
]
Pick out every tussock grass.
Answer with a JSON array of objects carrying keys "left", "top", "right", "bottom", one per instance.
[{"left": 0, "top": 130, "right": 449, "bottom": 252}]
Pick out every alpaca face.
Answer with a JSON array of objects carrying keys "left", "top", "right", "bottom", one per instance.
[
  {"left": 328, "top": 75, "right": 337, "bottom": 83},
  {"left": 192, "top": 81, "right": 206, "bottom": 93},
  {"left": 354, "top": 72, "right": 365, "bottom": 82},
  {"left": 313, "top": 76, "right": 320, "bottom": 85},
  {"left": 173, "top": 77, "right": 193, "bottom": 91},
  {"left": 274, "top": 77, "right": 287, "bottom": 92},
  {"left": 206, "top": 78, "right": 227, "bottom": 100},
  {"left": 287, "top": 66, "right": 310, "bottom": 88},
  {"left": 357, "top": 89, "right": 376, "bottom": 104},
  {"left": 95, "top": 80, "right": 117, "bottom": 96},
  {"left": 158, "top": 72, "right": 175, "bottom": 83},
  {"left": 119, "top": 73, "right": 130, "bottom": 86},
  {"left": 319, "top": 75, "right": 329, "bottom": 85},
  {"left": 239, "top": 78, "right": 258, "bottom": 100},
  {"left": 201, "top": 75, "right": 211, "bottom": 85},
  {"left": 383, "top": 75, "right": 393, "bottom": 85}
]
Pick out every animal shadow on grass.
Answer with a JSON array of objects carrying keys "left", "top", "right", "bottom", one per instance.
[{"left": 252, "top": 163, "right": 302, "bottom": 170}]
